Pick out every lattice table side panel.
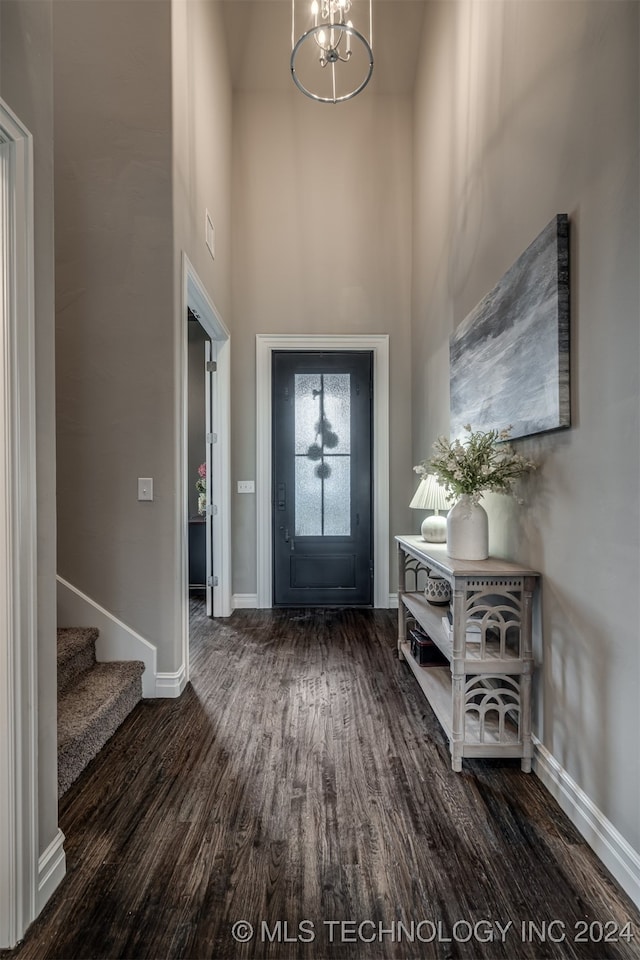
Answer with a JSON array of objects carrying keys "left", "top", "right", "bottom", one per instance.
[
  {"left": 464, "top": 580, "right": 524, "bottom": 658},
  {"left": 403, "top": 556, "right": 429, "bottom": 593},
  {"left": 464, "top": 674, "right": 521, "bottom": 743}
]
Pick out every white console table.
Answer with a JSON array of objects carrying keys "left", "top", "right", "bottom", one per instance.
[{"left": 396, "top": 535, "right": 539, "bottom": 772}]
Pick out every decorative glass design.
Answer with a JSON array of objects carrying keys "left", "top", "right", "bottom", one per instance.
[
  {"left": 294, "top": 458, "right": 322, "bottom": 536},
  {"left": 323, "top": 458, "right": 351, "bottom": 535},
  {"left": 294, "top": 373, "right": 351, "bottom": 536}
]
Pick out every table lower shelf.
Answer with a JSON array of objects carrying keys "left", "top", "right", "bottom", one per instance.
[{"left": 399, "top": 641, "right": 524, "bottom": 758}]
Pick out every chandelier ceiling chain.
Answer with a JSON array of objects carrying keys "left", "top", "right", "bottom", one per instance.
[{"left": 291, "top": 0, "right": 374, "bottom": 104}]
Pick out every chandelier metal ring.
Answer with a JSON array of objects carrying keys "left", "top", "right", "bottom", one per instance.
[{"left": 290, "top": 23, "right": 374, "bottom": 104}]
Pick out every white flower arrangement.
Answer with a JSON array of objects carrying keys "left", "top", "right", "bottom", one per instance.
[{"left": 414, "top": 425, "right": 536, "bottom": 505}]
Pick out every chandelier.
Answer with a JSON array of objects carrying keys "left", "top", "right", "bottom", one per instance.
[{"left": 291, "top": 0, "right": 373, "bottom": 104}]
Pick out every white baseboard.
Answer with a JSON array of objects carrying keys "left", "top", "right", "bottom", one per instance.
[
  {"left": 57, "top": 576, "right": 160, "bottom": 698},
  {"left": 232, "top": 593, "right": 258, "bottom": 609},
  {"left": 155, "top": 665, "right": 188, "bottom": 698},
  {"left": 533, "top": 737, "right": 640, "bottom": 910},
  {"left": 37, "top": 828, "right": 66, "bottom": 912},
  {"left": 233, "top": 594, "right": 396, "bottom": 610}
]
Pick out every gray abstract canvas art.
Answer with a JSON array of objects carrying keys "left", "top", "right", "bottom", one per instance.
[{"left": 450, "top": 214, "right": 570, "bottom": 441}]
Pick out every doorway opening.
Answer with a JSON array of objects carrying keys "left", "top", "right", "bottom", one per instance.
[
  {"left": 181, "top": 256, "right": 231, "bottom": 684},
  {"left": 256, "top": 334, "right": 390, "bottom": 609},
  {"left": 187, "top": 312, "right": 211, "bottom": 609},
  {"left": 272, "top": 350, "right": 373, "bottom": 606}
]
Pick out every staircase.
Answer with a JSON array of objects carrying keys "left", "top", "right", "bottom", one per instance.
[{"left": 57, "top": 627, "right": 145, "bottom": 797}]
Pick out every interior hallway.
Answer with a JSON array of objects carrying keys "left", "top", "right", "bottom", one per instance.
[{"left": 3, "top": 602, "right": 639, "bottom": 960}]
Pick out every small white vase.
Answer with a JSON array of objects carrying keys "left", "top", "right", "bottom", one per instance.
[{"left": 446, "top": 495, "right": 489, "bottom": 560}]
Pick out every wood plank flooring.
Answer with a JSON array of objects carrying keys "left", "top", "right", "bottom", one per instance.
[{"left": 3, "top": 602, "right": 639, "bottom": 960}]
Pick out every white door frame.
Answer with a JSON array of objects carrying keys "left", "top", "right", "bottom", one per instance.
[
  {"left": 180, "top": 255, "right": 231, "bottom": 681},
  {"left": 256, "top": 334, "right": 390, "bottom": 609},
  {"left": 204, "top": 338, "right": 214, "bottom": 617},
  {"left": 0, "top": 100, "right": 39, "bottom": 949}
]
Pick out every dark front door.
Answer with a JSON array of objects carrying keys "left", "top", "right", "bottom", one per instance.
[{"left": 273, "top": 351, "right": 373, "bottom": 606}]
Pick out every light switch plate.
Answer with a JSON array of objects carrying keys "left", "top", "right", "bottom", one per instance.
[
  {"left": 237, "top": 480, "right": 255, "bottom": 494},
  {"left": 138, "top": 478, "right": 153, "bottom": 501}
]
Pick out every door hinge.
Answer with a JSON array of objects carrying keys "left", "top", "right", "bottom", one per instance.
[
  {"left": 206, "top": 504, "right": 218, "bottom": 516},
  {"left": 370, "top": 562, "right": 375, "bottom": 579},
  {"left": 207, "top": 575, "right": 219, "bottom": 587},
  {"left": 206, "top": 432, "right": 217, "bottom": 444},
  {"left": 206, "top": 360, "right": 217, "bottom": 373}
]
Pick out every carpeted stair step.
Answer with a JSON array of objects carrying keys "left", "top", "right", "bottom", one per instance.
[
  {"left": 58, "top": 659, "right": 144, "bottom": 797},
  {"left": 57, "top": 627, "right": 98, "bottom": 694}
]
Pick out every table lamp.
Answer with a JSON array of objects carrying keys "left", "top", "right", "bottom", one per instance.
[{"left": 409, "top": 474, "right": 450, "bottom": 542}]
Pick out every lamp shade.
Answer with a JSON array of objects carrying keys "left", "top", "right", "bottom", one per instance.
[
  {"left": 409, "top": 474, "right": 450, "bottom": 511},
  {"left": 409, "top": 475, "right": 450, "bottom": 542}
]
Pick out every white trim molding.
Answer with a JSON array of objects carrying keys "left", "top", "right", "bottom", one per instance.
[
  {"left": 534, "top": 737, "right": 640, "bottom": 910},
  {"left": 0, "top": 99, "right": 41, "bottom": 949},
  {"left": 232, "top": 594, "right": 259, "bottom": 610},
  {"left": 57, "top": 577, "right": 158, "bottom": 699},
  {"left": 37, "top": 829, "right": 66, "bottom": 914},
  {"left": 155, "top": 667, "right": 188, "bottom": 699},
  {"left": 256, "top": 334, "right": 390, "bottom": 609}
]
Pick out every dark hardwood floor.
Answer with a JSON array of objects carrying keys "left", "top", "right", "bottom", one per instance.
[{"left": 3, "top": 601, "right": 639, "bottom": 960}]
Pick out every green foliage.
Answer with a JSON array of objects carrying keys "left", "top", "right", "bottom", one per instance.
[{"left": 414, "top": 425, "right": 536, "bottom": 504}]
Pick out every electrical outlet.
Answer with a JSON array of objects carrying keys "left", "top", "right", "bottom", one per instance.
[
  {"left": 138, "top": 478, "right": 153, "bottom": 501},
  {"left": 237, "top": 480, "right": 255, "bottom": 494}
]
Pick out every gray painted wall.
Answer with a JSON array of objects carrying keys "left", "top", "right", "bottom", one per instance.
[
  {"left": 0, "top": 0, "right": 59, "bottom": 860},
  {"left": 173, "top": 0, "right": 232, "bottom": 327},
  {"left": 231, "top": 89, "right": 414, "bottom": 595},
  {"left": 54, "top": 0, "right": 180, "bottom": 673},
  {"left": 54, "top": 0, "right": 233, "bottom": 675},
  {"left": 412, "top": 0, "right": 639, "bottom": 854}
]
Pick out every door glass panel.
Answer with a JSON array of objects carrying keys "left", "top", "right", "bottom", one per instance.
[
  {"left": 294, "top": 373, "right": 322, "bottom": 454},
  {"left": 294, "top": 372, "right": 351, "bottom": 537},
  {"left": 323, "top": 457, "right": 351, "bottom": 536},
  {"left": 294, "top": 457, "right": 323, "bottom": 536},
  {"left": 322, "top": 374, "right": 351, "bottom": 454}
]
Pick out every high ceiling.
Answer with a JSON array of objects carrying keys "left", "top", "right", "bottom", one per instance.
[{"left": 221, "top": 0, "right": 427, "bottom": 95}]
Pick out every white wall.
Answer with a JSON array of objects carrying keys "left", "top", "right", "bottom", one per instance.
[{"left": 412, "top": 0, "right": 639, "bottom": 888}]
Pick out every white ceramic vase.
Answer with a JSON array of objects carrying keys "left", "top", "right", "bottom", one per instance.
[{"left": 446, "top": 494, "right": 489, "bottom": 560}]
